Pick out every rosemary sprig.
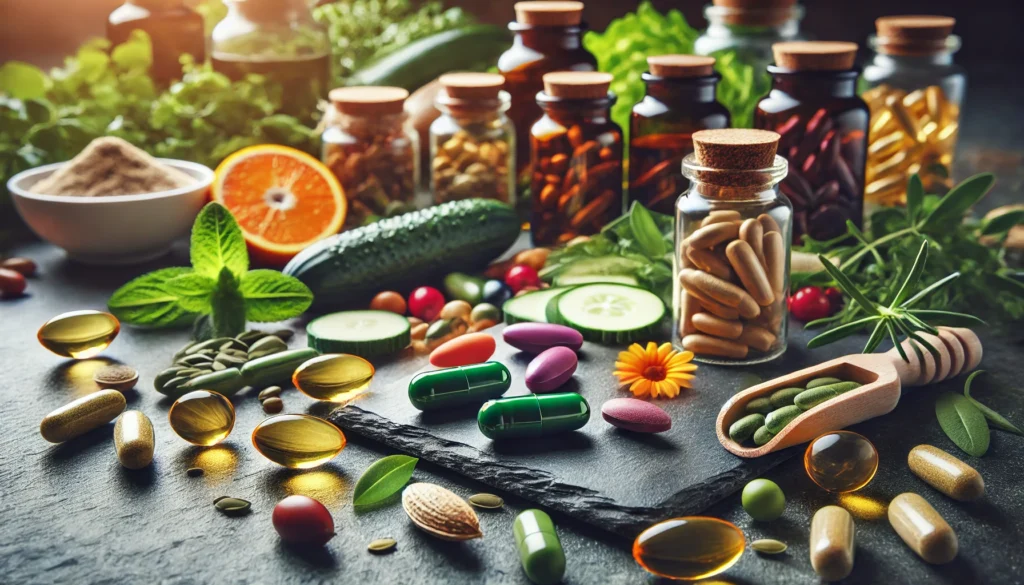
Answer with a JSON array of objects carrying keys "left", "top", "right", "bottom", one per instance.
[{"left": 806, "top": 241, "right": 985, "bottom": 360}]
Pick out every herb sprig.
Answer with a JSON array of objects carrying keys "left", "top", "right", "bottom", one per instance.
[{"left": 108, "top": 203, "right": 313, "bottom": 337}]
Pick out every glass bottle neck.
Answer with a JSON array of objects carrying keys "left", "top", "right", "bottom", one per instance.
[
  {"left": 703, "top": 5, "right": 802, "bottom": 38},
  {"left": 767, "top": 68, "right": 859, "bottom": 98},
  {"left": 230, "top": 0, "right": 311, "bottom": 23},
  {"left": 643, "top": 74, "right": 721, "bottom": 104},
  {"left": 332, "top": 111, "right": 408, "bottom": 135},
  {"left": 509, "top": 23, "right": 586, "bottom": 52},
  {"left": 538, "top": 98, "right": 614, "bottom": 125},
  {"left": 870, "top": 52, "right": 955, "bottom": 68}
]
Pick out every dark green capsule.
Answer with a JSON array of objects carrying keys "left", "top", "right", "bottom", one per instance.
[
  {"left": 478, "top": 393, "right": 590, "bottom": 440},
  {"left": 408, "top": 362, "right": 511, "bottom": 411},
  {"left": 745, "top": 397, "right": 773, "bottom": 415},
  {"left": 769, "top": 387, "right": 803, "bottom": 408},
  {"left": 806, "top": 377, "right": 842, "bottom": 389},
  {"left": 240, "top": 348, "right": 319, "bottom": 388},
  {"left": 753, "top": 426, "right": 775, "bottom": 446},
  {"left": 765, "top": 405, "right": 802, "bottom": 434},
  {"left": 514, "top": 509, "right": 565, "bottom": 585},
  {"left": 794, "top": 381, "right": 861, "bottom": 410},
  {"left": 729, "top": 413, "right": 765, "bottom": 443}
]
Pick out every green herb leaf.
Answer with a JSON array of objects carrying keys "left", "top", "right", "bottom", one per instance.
[
  {"left": 905, "top": 174, "right": 924, "bottom": 224},
  {"left": 628, "top": 202, "right": 666, "bottom": 258},
  {"left": 210, "top": 267, "right": 246, "bottom": 338},
  {"left": 935, "top": 392, "right": 990, "bottom": 457},
  {"left": 907, "top": 310, "right": 986, "bottom": 327},
  {"left": 165, "top": 272, "right": 217, "bottom": 314},
  {"left": 806, "top": 315, "right": 879, "bottom": 348},
  {"left": 889, "top": 241, "right": 928, "bottom": 308},
  {"left": 190, "top": 202, "right": 249, "bottom": 280},
  {"left": 353, "top": 455, "right": 418, "bottom": 507},
  {"left": 899, "top": 272, "right": 960, "bottom": 309},
  {"left": 920, "top": 173, "right": 996, "bottom": 231},
  {"left": 963, "top": 371, "right": 1024, "bottom": 436},
  {"left": 980, "top": 209, "right": 1024, "bottom": 236},
  {"left": 818, "top": 255, "right": 878, "bottom": 312},
  {"left": 239, "top": 269, "right": 313, "bottom": 322},
  {"left": 0, "top": 62, "right": 49, "bottom": 100},
  {"left": 108, "top": 267, "right": 196, "bottom": 327}
]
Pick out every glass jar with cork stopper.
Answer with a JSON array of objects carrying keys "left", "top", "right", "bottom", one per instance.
[
  {"left": 862, "top": 16, "right": 966, "bottom": 206},
  {"left": 530, "top": 71, "right": 623, "bottom": 246},
  {"left": 675, "top": 129, "right": 792, "bottom": 365},
  {"left": 107, "top": 0, "right": 206, "bottom": 85},
  {"left": 322, "top": 87, "right": 419, "bottom": 228},
  {"left": 498, "top": 1, "right": 597, "bottom": 178},
  {"left": 755, "top": 41, "right": 868, "bottom": 244},
  {"left": 629, "top": 55, "right": 731, "bottom": 215},
  {"left": 430, "top": 73, "right": 515, "bottom": 206}
]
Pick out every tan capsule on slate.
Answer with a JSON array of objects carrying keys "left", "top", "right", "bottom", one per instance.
[
  {"left": 739, "top": 218, "right": 766, "bottom": 269},
  {"left": 888, "top": 493, "right": 958, "bottom": 564},
  {"left": 682, "top": 334, "right": 748, "bottom": 359},
  {"left": 810, "top": 505, "right": 855, "bottom": 581},
  {"left": 40, "top": 389, "right": 126, "bottom": 443},
  {"left": 688, "top": 222, "right": 739, "bottom": 249},
  {"left": 686, "top": 246, "right": 734, "bottom": 281},
  {"left": 114, "top": 410, "right": 154, "bottom": 469},
  {"left": 907, "top": 445, "right": 984, "bottom": 502},
  {"left": 726, "top": 240, "right": 774, "bottom": 306},
  {"left": 757, "top": 213, "right": 781, "bottom": 235},
  {"left": 679, "top": 269, "right": 760, "bottom": 319},
  {"left": 691, "top": 312, "right": 743, "bottom": 339},
  {"left": 762, "top": 231, "right": 787, "bottom": 296},
  {"left": 738, "top": 324, "right": 777, "bottom": 352}
]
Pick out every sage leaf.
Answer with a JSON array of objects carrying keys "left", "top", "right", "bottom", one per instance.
[
  {"left": 353, "top": 455, "right": 418, "bottom": 507},
  {"left": 935, "top": 392, "right": 990, "bottom": 457},
  {"left": 165, "top": 272, "right": 217, "bottom": 313},
  {"left": 108, "top": 267, "right": 195, "bottom": 327},
  {"left": 964, "top": 371, "right": 1024, "bottom": 436},
  {"left": 628, "top": 202, "right": 666, "bottom": 258},
  {"left": 905, "top": 174, "right": 924, "bottom": 224},
  {"left": 191, "top": 202, "right": 248, "bottom": 280},
  {"left": 920, "top": 173, "right": 995, "bottom": 232},
  {"left": 980, "top": 209, "right": 1024, "bottom": 236},
  {"left": 211, "top": 267, "right": 246, "bottom": 338},
  {"left": 239, "top": 269, "right": 314, "bottom": 322}
]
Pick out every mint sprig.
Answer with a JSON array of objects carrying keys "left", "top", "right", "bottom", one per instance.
[{"left": 108, "top": 202, "right": 313, "bottom": 337}]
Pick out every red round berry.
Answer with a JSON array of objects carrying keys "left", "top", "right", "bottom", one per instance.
[
  {"left": 408, "top": 286, "right": 445, "bottom": 321},
  {"left": 788, "top": 286, "right": 833, "bottom": 322},
  {"left": 503, "top": 264, "right": 541, "bottom": 293},
  {"left": 824, "top": 287, "right": 844, "bottom": 310},
  {"left": 272, "top": 495, "right": 335, "bottom": 546},
  {"left": 0, "top": 267, "right": 26, "bottom": 298}
]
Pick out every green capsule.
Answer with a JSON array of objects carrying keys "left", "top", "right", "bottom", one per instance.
[
  {"left": 745, "top": 397, "right": 773, "bottom": 415},
  {"left": 729, "top": 413, "right": 765, "bottom": 443},
  {"left": 753, "top": 426, "right": 775, "bottom": 446},
  {"left": 794, "top": 381, "right": 862, "bottom": 410},
  {"left": 409, "top": 362, "right": 511, "bottom": 411},
  {"left": 179, "top": 368, "right": 246, "bottom": 397},
  {"left": 444, "top": 272, "right": 486, "bottom": 305},
  {"left": 514, "top": 509, "right": 566, "bottom": 585},
  {"left": 806, "top": 377, "right": 842, "bottom": 389},
  {"left": 478, "top": 393, "right": 590, "bottom": 440},
  {"left": 765, "top": 405, "right": 802, "bottom": 434},
  {"left": 769, "top": 387, "right": 803, "bottom": 408}
]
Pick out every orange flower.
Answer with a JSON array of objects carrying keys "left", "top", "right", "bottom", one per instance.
[{"left": 613, "top": 342, "right": 698, "bottom": 399}]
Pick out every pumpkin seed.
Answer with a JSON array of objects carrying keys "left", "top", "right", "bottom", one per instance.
[
  {"left": 237, "top": 330, "right": 268, "bottom": 344},
  {"left": 214, "top": 496, "right": 251, "bottom": 516},
  {"left": 163, "top": 376, "right": 191, "bottom": 390},
  {"left": 271, "top": 329, "right": 295, "bottom": 342},
  {"left": 221, "top": 348, "right": 249, "bottom": 358},
  {"left": 248, "top": 336, "right": 287, "bottom": 359},
  {"left": 216, "top": 353, "right": 248, "bottom": 367},
  {"left": 368, "top": 538, "right": 397, "bottom": 554},
  {"left": 220, "top": 340, "right": 247, "bottom": 352},
  {"left": 751, "top": 539, "right": 788, "bottom": 554},
  {"left": 186, "top": 467, "right": 204, "bottom": 478},
  {"left": 468, "top": 493, "right": 504, "bottom": 509},
  {"left": 155, "top": 368, "right": 186, "bottom": 390},
  {"left": 211, "top": 361, "right": 227, "bottom": 371},
  {"left": 176, "top": 367, "right": 204, "bottom": 377},
  {"left": 178, "top": 354, "right": 214, "bottom": 367},
  {"left": 186, "top": 338, "right": 233, "bottom": 356},
  {"left": 258, "top": 386, "right": 282, "bottom": 401}
]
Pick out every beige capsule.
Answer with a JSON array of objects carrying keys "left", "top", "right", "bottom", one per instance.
[
  {"left": 679, "top": 269, "right": 760, "bottom": 319},
  {"left": 738, "top": 219, "right": 766, "bottom": 269},
  {"left": 114, "top": 411, "right": 155, "bottom": 470},
  {"left": 756, "top": 213, "right": 781, "bottom": 236},
  {"left": 691, "top": 312, "right": 743, "bottom": 340},
  {"left": 726, "top": 240, "right": 774, "bottom": 306},
  {"left": 701, "top": 209, "right": 741, "bottom": 227},
  {"left": 679, "top": 291, "right": 699, "bottom": 337},
  {"left": 685, "top": 285, "right": 740, "bottom": 320},
  {"left": 682, "top": 334, "right": 748, "bottom": 359},
  {"left": 686, "top": 246, "right": 734, "bottom": 281},
  {"left": 810, "top": 506, "right": 855, "bottom": 581},
  {"left": 762, "top": 231, "right": 787, "bottom": 297},
  {"left": 40, "top": 389, "right": 126, "bottom": 443},
  {"left": 688, "top": 222, "right": 739, "bottom": 249},
  {"left": 738, "top": 324, "right": 777, "bottom": 352},
  {"left": 888, "top": 493, "right": 958, "bottom": 564},
  {"left": 907, "top": 445, "right": 984, "bottom": 502}
]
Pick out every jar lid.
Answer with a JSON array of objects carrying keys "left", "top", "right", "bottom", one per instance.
[
  {"left": 772, "top": 41, "right": 858, "bottom": 71},
  {"left": 329, "top": 86, "right": 409, "bottom": 116},
  {"left": 693, "top": 129, "right": 779, "bottom": 170},
  {"left": 875, "top": 15, "right": 956, "bottom": 56},
  {"left": 542, "top": 72, "right": 613, "bottom": 99},
  {"left": 438, "top": 72, "right": 505, "bottom": 101},
  {"left": 648, "top": 55, "right": 716, "bottom": 78},
  {"left": 514, "top": 1, "right": 584, "bottom": 26}
]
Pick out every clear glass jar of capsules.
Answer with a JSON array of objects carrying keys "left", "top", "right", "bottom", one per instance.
[{"left": 674, "top": 153, "right": 792, "bottom": 365}]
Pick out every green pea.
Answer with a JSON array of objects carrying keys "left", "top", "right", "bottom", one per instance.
[
  {"left": 765, "top": 405, "right": 802, "bottom": 434},
  {"left": 753, "top": 426, "right": 775, "bottom": 446},
  {"left": 729, "top": 413, "right": 765, "bottom": 443},
  {"left": 769, "top": 387, "right": 803, "bottom": 408},
  {"left": 794, "top": 381, "right": 862, "bottom": 410},
  {"left": 745, "top": 397, "right": 773, "bottom": 415},
  {"left": 806, "top": 377, "right": 842, "bottom": 389},
  {"left": 742, "top": 478, "right": 786, "bottom": 521}
]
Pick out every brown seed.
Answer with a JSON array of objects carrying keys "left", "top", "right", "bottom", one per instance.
[
  {"left": 262, "top": 397, "right": 284, "bottom": 414},
  {"left": 187, "top": 467, "right": 205, "bottom": 477},
  {"left": 368, "top": 538, "right": 397, "bottom": 554},
  {"left": 258, "top": 386, "right": 282, "bottom": 401},
  {"left": 94, "top": 364, "right": 139, "bottom": 392},
  {"left": 1, "top": 257, "right": 37, "bottom": 277},
  {"left": 401, "top": 483, "right": 482, "bottom": 541},
  {"left": 214, "top": 497, "right": 252, "bottom": 517}
]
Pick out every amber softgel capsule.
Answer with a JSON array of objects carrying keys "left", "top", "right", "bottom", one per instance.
[
  {"left": 251, "top": 414, "right": 346, "bottom": 469},
  {"left": 37, "top": 310, "right": 120, "bottom": 359},
  {"left": 632, "top": 516, "right": 745, "bottom": 580},
  {"left": 168, "top": 390, "right": 236, "bottom": 446}
]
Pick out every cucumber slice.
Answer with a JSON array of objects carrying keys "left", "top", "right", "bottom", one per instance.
[
  {"left": 553, "top": 284, "right": 665, "bottom": 344},
  {"left": 307, "top": 310, "right": 410, "bottom": 357},
  {"left": 502, "top": 287, "right": 574, "bottom": 324},
  {"left": 555, "top": 255, "right": 643, "bottom": 278},
  {"left": 554, "top": 274, "right": 639, "bottom": 287}
]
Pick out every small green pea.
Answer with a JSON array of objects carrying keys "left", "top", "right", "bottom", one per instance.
[{"left": 742, "top": 478, "right": 786, "bottom": 521}]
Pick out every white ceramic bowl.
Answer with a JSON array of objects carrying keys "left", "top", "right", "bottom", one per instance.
[{"left": 8, "top": 159, "right": 214, "bottom": 265}]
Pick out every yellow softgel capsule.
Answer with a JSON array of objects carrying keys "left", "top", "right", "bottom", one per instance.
[
  {"left": 804, "top": 431, "right": 879, "bottom": 493},
  {"left": 292, "top": 354, "right": 375, "bottom": 402},
  {"left": 632, "top": 517, "right": 745, "bottom": 580},
  {"left": 37, "top": 310, "right": 120, "bottom": 359},
  {"left": 168, "top": 390, "right": 235, "bottom": 446},
  {"left": 251, "top": 414, "right": 346, "bottom": 469}
]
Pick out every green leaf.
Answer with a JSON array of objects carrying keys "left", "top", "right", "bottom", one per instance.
[
  {"left": 907, "top": 310, "right": 986, "bottom": 327},
  {"left": 863, "top": 319, "right": 888, "bottom": 353},
  {"left": 210, "top": 267, "right": 246, "bottom": 337},
  {"left": 889, "top": 241, "right": 929, "bottom": 308},
  {"left": 807, "top": 316, "right": 879, "bottom": 348},
  {"left": 899, "top": 272, "right": 960, "bottom": 309},
  {"left": 108, "top": 267, "right": 196, "bottom": 327},
  {"left": 353, "top": 455, "right": 418, "bottom": 507},
  {"left": 980, "top": 209, "right": 1024, "bottom": 236},
  {"left": 963, "top": 371, "right": 1024, "bottom": 436},
  {"left": 191, "top": 202, "right": 249, "bottom": 280},
  {"left": 885, "top": 319, "right": 908, "bottom": 362},
  {"left": 0, "top": 62, "right": 48, "bottom": 99},
  {"left": 920, "top": 173, "right": 996, "bottom": 232},
  {"left": 819, "top": 255, "right": 878, "bottom": 312},
  {"left": 111, "top": 30, "right": 153, "bottom": 71},
  {"left": 239, "top": 269, "right": 313, "bottom": 322},
  {"left": 628, "top": 202, "right": 666, "bottom": 258},
  {"left": 905, "top": 174, "right": 924, "bottom": 224},
  {"left": 935, "top": 392, "right": 990, "bottom": 457},
  {"left": 165, "top": 273, "right": 217, "bottom": 313}
]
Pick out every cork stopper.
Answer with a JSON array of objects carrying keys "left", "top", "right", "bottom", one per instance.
[
  {"left": 710, "top": 0, "right": 798, "bottom": 27},
  {"left": 438, "top": 72, "right": 505, "bottom": 101},
  {"left": 542, "top": 72, "right": 613, "bottom": 99},
  {"left": 875, "top": 16, "right": 956, "bottom": 56},
  {"left": 514, "top": 1, "right": 584, "bottom": 26},
  {"left": 648, "top": 55, "right": 716, "bottom": 78},
  {"left": 329, "top": 86, "right": 408, "bottom": 116},
  {"left": 693, "top": 129, "right": 779, "bottom": 170},
  {"left": 772, "top": 41, "right": 858, "bottom": 71}
]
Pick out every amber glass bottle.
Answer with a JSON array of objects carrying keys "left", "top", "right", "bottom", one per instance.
[
  {"left": 107, "top": 0, "right": 206, "bottom": 85},
  {"left": 530, "top": 72, "right": 623, "bottom": 246},
  {"left": 629, "top": 55, "right": 730, "bottom": 215},
  {"left": 755, "top": 42, "right": 868, "bottom": 243},
  {"left": 498, "top": 1, "right": 597, "bottom": 178}
]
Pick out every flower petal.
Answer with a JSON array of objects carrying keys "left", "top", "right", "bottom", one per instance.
[
  {"left": 631, "top": 379, "right": 652, "bottom": 398},
  {"left": 628, "top": 343, "right": 647, "bottom": 359}
]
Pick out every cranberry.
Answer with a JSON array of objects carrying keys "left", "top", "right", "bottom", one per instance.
[
  {"left": 503, "top": 264, "right": 541, "bottom": 293},
  {"left": 0, "top": 267, "right": 26, "bottom": 298},
  {"left": 272, "top": 495, "right": 335, "bottom": 546},
  {"left": 408, "top": 286, "right": 445, "bottom": 321},
  {"left": 788, "top": 286, "right": 833, "bottom": 322},
  {"left": 824, "top": 287, "right": 844, "bottom": 311}
]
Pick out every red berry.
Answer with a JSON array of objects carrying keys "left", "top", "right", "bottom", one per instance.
[
  {"left": 272, "top": 495, "right": 335, "bottom": 546},
  {"left": 408, "top": 286, "right": 445, "bottom": 321},
  {"left": 504, "top": 264, "right": 541, "bottom": 293},
  {"left": 0, "top": 267, "right": 26, "bottom": 298},
  {"left": 788, "top": 286, "right": 832, "bottom": 322},
  {"left": 824, "top": 287, "right": 844, "bottom": 310}
]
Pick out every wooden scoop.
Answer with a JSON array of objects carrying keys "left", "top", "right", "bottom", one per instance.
[{"left": 716, "top": 327, "right": 983, "bottom": 458}]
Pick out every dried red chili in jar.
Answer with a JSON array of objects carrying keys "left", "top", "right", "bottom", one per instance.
[
  {"left": 530, "top": 71, "right": 623, "bottom": 246},
  {"left": 322, "top": 87, "right": 420, "bottom": 228}
]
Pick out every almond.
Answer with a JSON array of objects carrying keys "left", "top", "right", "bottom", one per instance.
[{"left": 401, "top": 483, "right": 482, "bottom": 541}]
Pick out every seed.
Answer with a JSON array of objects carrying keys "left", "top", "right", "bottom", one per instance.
[
  {"left": 214, "top": 496, "right": 252, "bottom": 516},
  {"left": 248, "top": 336, "right": 287, "bottom": 359},
  {"left": 211, "top": 361, "right": 226, "bottom": 371},
  {"left": 271, "top": 329, "right": 295, "bottom": 342},
  {"left": 176, "top": 367, "right": 204, "bottom": 377},
  {"left": 185, "top": 337, "right": 233, "bottom": 356},
  {"left": 186, "top": 467, "right": 204, "bottom": 477},
  {"left": 178, "top": 354, "right": 214, "bottom": 367},
  {"left": 221, "top": 348, "right": 249, "bottom": 358},
  {"left": 751, "top": 539, "right": 788, "bottom": 554},
  {"left": 468, "top": 493, "right": 504, "bottom": 509},
  {"left": 259, "top": 386, "right": 282, "bottom": 401},
  {"left": 368, "top": 538, "right": 397, "bottom": 554},
  {"left": 262, "top": 397, "right": 284, "bottom": 414},
  {"left": 163, "top": 376, "right": 191, "bottom": 390},
  {"left": 401, "top": 483, "right": 482, "bottom": 541},
  {"left": 94, "top": 364, "right": 139, "bottom": 392},
  {"left": 216, "top": 354, "right": 248, "bottom": 367},
  {"left": 220, "top": 340, "right": 246, "bottom": 352}
]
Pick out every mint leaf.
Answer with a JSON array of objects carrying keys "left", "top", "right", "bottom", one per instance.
[
  {"left": 191, "top": 202, "right": 248, "bottom": 280},
  {"left": 353, "top": 455, "right": 418, "bottom": 507},
  {"left": 165, "top": 272, "right": 217, "bottom": 314},
  {"left": 628, "top": 202, "right": 667, "bottom": 258},
  {"left": 108, "top": 267, "right": 195, "bottom": 327},
  {"left": 210, "top": 267, "right": 246, "bottom": 337},
  {"left": 239, "top": 269, "right": 313, "bottom": 322},
  {"left": 0, "top": 62, "right": 48, "bottom": 100}
]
